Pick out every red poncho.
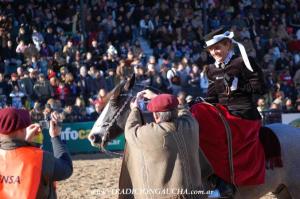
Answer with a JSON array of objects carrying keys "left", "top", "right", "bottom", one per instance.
[{"left": 191, "top": 103, "right": 265, "bottom": 186}]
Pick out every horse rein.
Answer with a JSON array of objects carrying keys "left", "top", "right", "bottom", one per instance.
[{"left": 202, "top": 102, "right": 239, "bottom": 193}]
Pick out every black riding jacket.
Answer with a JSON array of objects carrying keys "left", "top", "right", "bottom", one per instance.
[{"left": 205, "top": 55, "right": 266, "bottom": 120}]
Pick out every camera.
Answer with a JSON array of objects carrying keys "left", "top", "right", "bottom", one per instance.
[
  {"left": 39, "top": 114, "right": 51, "bottom": 129},
  {"left": 39, "top": 120, "right": 50, "bottom": 129},
  {"left": 39, "top": 112, "right": 63, "bottom": 129}
]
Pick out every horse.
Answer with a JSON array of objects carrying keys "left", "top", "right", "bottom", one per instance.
[{"left": 88, "top": 75, "right": 300, "bottom": 199}]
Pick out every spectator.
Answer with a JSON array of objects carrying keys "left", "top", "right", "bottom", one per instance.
[
  {"left": 77, "top": 66, "right": 93, "bottom": 103},
  {"left": 3, "top": 40, "right": 22, "bottom": 74},
  {"left": 257, "top": 97, "right": 267, "bottom": 118},
  {"left": 30, "top": 101, "right": 44, "bottom": 122},
  {"left": 40, "top": 42, "right": 53, "bottom": 58},
  {"left": 199, "top": 64, "right": 209, "bottom": 96},
  {"left": 73, "top": 97, "right": 86, "bottom": 122},
  {"left": 293, "top": 68, "right": 300, "bottom": 93},
  {"left": 44, "top": 27, "right": 55, "bottom": 51},
  {"left": 18, "top": 70, "right": 35, "bottom": 106},
  {"left": 177, "top": 91, "right": 187, "bottom": 107},
  {"left": 89, "top": 67, "right": 106, "bottom": 95},
  {"left": 90, "top": 88, "right": 107, "bottom": 112},
  {"left": 0, "top": 0, "right": 299, "bottom": 124},
  {"left": 134, "top": 65, "right": 148, "bottom": 84},
  {"left": 105, "top": 68, "right": 117, "bottom": 92},
  {"left": 23, "top": 43, "right": 39, "bottom": 60},
  {"left": 0, "top": 73, "right": 11, "bottom": 106},
  {"left": 187, "top": 64, "right": 201, "bottom": 96},
  {"left": 167, "top": 62, "right": 182, "bottom": 95},
  {"left": 9, "top": 85, "right": 24, "bottom": 109},
  {"left": 16, "top": 40, "right": 28, "bottom": 55},
  {"left": 116, "top": 59, "right": 130, "bottom": 82},
  {"left": 89, "top": 101, "right": 103, "bottom": 121},
  {"left": 273, "top": 91, "right": 285, "bottom": 110},
  {"left": 51, "top": 52, "right": 66, "bottom": 73},
  {"left": 31, "top": 27, "right": 44, "bottom": 51},
  {"left": 28, "top": 68, "right": 38, "bottom": 85},
  {"left": 16, "top": 26, "right": 30, "bottom": 44},
  {"left": 64, "top": 72, "right": 78, "bottom": 103},
  {"left": 282, "top": 98, "right": 296, "bottom": 113},
  {"left": 0, "top": 109, "right": 73, "bottom": 198},
  {"left": 55, "top": 81, "right": 70, "bottom": 107},
  {"left": 8, "top": 73, "right": 20, "bottom": 91},
  {"left": 33, "top": 73, "right": 54, "bottom": 105},
  {"left": 139, "top": 14, "right": 154, "bottom": 39},
  {"left": 177, "top": 61, "right": 189, "bottom": 87},
  {"left": 145, "top": 63, "right": 167, "bottom": 91},
  {"left": 264, "top": 103, "right": 282, "bottom": 124},
  {"left": 102, "top": 14, "right": 116, "bottom": 36},
  {"left": 62, "top": 40, "right": 76, "bottom": 63},
  {"left": 59, "top": 66, "right": 68, "bottom": 82},
  {"left": 83, "top": 52, "right": 96, "bottom": 69},
  {"left": 62, "top": 104, "right": 77, "bottom": 123},
  {"left": 88, "top": 39, "right": 101, "bottom": 58}
]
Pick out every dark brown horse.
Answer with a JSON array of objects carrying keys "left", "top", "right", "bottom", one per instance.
[
  {"left": 88, "top": 76, "right": 154, "bottom": 147},
  {"left": 88, "top": 75, "right": 300, "bottom": 199}
]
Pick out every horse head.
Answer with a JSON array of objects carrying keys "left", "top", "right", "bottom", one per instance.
[{"left": 88, "top": 75, "right": 136, "bottom": 147}]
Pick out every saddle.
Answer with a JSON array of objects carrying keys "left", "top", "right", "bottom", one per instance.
[{"left": 191, "top": 102, "right": 283, "bottom": 186}]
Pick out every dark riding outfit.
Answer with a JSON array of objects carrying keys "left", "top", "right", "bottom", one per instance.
[{"left": 191, "top": 28, "right": 267, "bottom": 198}]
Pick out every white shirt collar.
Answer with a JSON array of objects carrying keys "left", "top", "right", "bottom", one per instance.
[{"left": 214, "top": 50, "right": 234, "bottom": 68}]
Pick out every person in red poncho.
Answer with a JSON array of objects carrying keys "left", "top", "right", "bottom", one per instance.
[{"left": 190, "top": 27, "right": 267, "bottom": 198}]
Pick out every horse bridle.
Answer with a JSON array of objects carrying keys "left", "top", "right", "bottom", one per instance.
[{"left": 98, "top": 93, "right": 133, "bottom": 157}]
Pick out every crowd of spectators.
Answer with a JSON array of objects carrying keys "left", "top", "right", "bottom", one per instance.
[{"left": 1, "top": 0, "right": 300, "bottom": 124}]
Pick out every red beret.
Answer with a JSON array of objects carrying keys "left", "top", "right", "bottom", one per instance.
[
  {"left": 147, "top": 94, "right": 179, "bottom": 112},
  {"left": 0, "top": 108, "right": 31, "bottom": 135}
]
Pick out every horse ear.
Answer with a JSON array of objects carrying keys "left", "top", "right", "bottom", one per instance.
[
  {"left": 124, "top": 74, "right": 135, "bottom": 91},
  {"left": 111, "top": 83, "right": 123, "bottom": 99},
  {"left": 102, "top": 90, "right": 114, "bottom": 105}
]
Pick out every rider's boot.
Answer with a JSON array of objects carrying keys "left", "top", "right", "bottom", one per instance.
[
  {"left": 208, "top": 175, "right": 235, "bottom": 198},
  {"left": 217, "top": 178, "right": 235, "bottom": 198}
]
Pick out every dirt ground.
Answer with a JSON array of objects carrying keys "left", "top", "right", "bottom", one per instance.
[
  {"left": 57, "top": 154, "right": 278, "bottom": 199},
  {"left": 57, "top": 153, "right": 122, "bottom": 199}
]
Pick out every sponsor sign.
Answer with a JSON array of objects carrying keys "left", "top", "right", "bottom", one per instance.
[{"left": 42, "top": 122, "right": 125, "bottom": 153}]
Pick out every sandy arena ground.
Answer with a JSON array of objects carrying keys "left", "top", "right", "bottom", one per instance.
[{"left": 57, "top": 154, "right": 278, "bottom": 199}]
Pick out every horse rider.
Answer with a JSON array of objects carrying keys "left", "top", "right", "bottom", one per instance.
[
  {"left": 191, "top": 27, "right": 267, "bottom": 198},
  {"left": 119, "top": 90, "right": 204, "bottom": 199},
  {"left": 0, "top": 108, "right": 73, "bottom": 199}
]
